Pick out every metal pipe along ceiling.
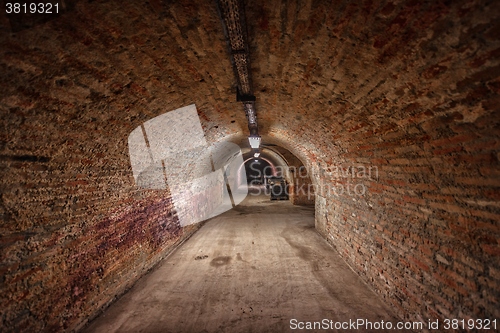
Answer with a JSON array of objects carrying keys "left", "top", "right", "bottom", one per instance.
[{"left": 216, "top": 0, "right": 259, "bottom": 137}]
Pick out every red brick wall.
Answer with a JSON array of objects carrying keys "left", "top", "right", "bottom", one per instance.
[
  {"left": 1, "top": 0, "right": 499, "bottom": 331},
  {"left": 250, "top": 0, "right": 500, "bottom": 324},
  {"left": 0, "top": 1, "right": 240, "bottom": 331},
  {"left": 272, "top": 147, "right": 315, "bottom": 206},
  {"left": 289, "top": 166, "right": 315, "bottom": 206}
]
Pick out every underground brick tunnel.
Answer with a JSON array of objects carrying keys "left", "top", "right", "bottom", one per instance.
[{"left": 1, "top": 0, "right": 499, "bottom": 332}]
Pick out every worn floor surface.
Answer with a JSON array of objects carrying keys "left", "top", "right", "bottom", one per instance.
[{"left": 83, "top": 188, "right": 398, "bottom": 333}]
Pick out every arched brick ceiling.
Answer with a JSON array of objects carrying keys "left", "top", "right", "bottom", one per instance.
[{"left": 243, "top": 0, "right": 500, "bottom": 164}]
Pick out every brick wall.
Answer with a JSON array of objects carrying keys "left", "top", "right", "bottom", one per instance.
[
  {"left": 0, "top": 1, "right": 242, "bottom": 331},
  {"left": 271, "top": 146, "right": 315, "bottom": 206},
  {"left": 249, "top": 0, "right": 500, "bottom": 325}
]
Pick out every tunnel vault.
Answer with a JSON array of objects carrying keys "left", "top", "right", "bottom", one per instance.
[
  {"left": 240, "top": 143, "right": 315, "bottom": 205},
  {"left": 0, "top": 0, "right": 499, "bottom": 332}
]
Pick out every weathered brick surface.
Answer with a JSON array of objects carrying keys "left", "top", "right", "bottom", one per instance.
[
  {"left": 272, "top": 146, "right": 315, "bottom": 206},
  {"left": 0, "top": 0, "right": 499, "bottom": 331},
  {"left": 246, "top": 0, "right": 500, "bottom": 325},
  {"left": 0, "top": 1, "right": 240, "bottom": 332}
]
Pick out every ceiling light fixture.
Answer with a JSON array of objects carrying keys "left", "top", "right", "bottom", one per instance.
[{"left": 248, "top": 135, "right": 261, "bottom": 149}]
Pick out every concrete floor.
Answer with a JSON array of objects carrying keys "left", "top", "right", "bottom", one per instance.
[{"left": 83, "top": 187, "right": 398, "bottom": 333}]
